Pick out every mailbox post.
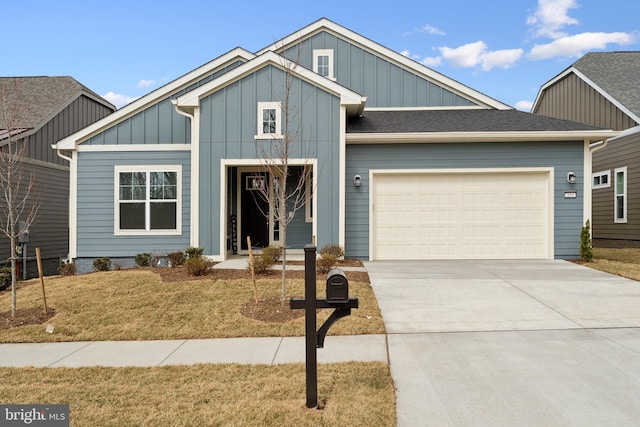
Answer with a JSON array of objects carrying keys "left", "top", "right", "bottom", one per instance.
[{"left": 290, "top": 244, "right": 359, "bottom": 408}]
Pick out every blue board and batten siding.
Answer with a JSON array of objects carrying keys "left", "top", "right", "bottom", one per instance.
[
  {"left": 198, "top": 64, "right": 341, "bottom": 254},
  {"left": 75, "top": 151, "right": 191, "bottom": 272},
  {"left": 345, "top": 141, "right": 585, "bottom": 259},
  {"left": 282, "top": 30, "right": 475, "bottom": 108}
]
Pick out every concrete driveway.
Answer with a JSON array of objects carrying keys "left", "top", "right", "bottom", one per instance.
[{"left": 365, "top": 259, "right": 640, "bottom": 427}]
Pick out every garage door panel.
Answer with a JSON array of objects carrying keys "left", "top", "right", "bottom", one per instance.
[{"left": 373, "top": 171, "right": 550, "bottom": 260}]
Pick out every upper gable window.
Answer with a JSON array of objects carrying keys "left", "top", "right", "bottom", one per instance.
[
  {"left": 313, "top": 49, "right": 335, "bottom": 81},
  {"left": 256, "top": 102, "right": 282, "bottom": 139}
]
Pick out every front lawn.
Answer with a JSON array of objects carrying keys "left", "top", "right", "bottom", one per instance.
[
  {"left": 0, "top": 267, "right": 385, "bottom": 343},
  {"left": 586, "top": 247, "right": 640, "bottom": 281}
]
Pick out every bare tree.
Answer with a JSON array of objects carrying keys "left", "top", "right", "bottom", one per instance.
[
  {"left": 254, "top": 48, "right": 313, "bottom": 305},
  {"left": 0, "top": 79, "right": 40, "bottom": 317}
]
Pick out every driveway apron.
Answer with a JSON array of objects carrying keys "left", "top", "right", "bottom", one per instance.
[{"left": 365, "top": 259, "right": 640, "bottom": 427}]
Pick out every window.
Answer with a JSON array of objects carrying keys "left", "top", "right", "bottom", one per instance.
[
  {"left": 614, "top": 167, "right": 627, "bottom": 223},
  {"left": 313, "top": 49, "right": 334, "bottom": 80},
  {"left": 115, "top": 165, "right": 182, "bottom": 235},
  {"left": 592, "top": 171, "right": 610, "bottom": 189},
  {"left": 256, "top": 102, "right": 282, "bottom": 138}
]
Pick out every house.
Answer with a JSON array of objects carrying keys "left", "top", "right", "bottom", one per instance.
[
  {"left": 532, "top": 52, "right": 640, "bottom": 245},
  {"left": 0, "top": 76, "right": 115, "bottom": 276},
  {"left": 53, "top": 19, "right": 616, "bottom": 272}
]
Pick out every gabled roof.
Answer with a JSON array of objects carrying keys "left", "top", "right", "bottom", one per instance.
[
  {"left": 54, "top": 48, "right": 255, "bottom": 150},
  {"left": 346, "top": 109, "right": 617, "bottom": 143},
  {"left": 258, "top": 18, "right": 512, "bottom": 111},
  {"left": 532, "top": 51, "right": 640, "bottom": 123},
  {"left": 176, "top": 51, "right": 366, "bottom": 115},
  {"left": 0, "top": 76, "right": 115, "bottom": 139}
]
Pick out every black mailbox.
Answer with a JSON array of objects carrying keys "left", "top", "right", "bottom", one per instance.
[{"left": 326, "top": 268, "right": 349, "bottom": 303}]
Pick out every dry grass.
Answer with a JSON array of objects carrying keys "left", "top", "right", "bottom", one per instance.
[
  {"left": 587, "top": 247, "right": 640, "bottom": 281},
  {"left": 0, "top": 269, "right": 385, "bottom": 343},
  {"left": 0, "top": 362, "right": 396, "bottom": 426}
]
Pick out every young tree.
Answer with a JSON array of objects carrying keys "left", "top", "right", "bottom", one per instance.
[
  {"left": 254, "top": 49, "right": 313, "bottom": 305},
  {"left": 0, "top": 79, "right": 40, "bottom": 317}
]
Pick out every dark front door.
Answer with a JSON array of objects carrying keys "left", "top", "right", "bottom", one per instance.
[{"left": 241, "top": 172, "right": 269, "bottom": 250}]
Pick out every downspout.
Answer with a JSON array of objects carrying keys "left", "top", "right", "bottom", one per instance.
[
  {"left": 584, "top": 138, "right": 610, "bottom": 228},
  {"left": 53, "top": 145, "right": 75, "bottom": 261},
  {"left": 172, "top": 100, "right": 199, "bottom": 249}
]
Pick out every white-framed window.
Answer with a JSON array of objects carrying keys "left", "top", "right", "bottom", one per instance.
[
  {"left": 255, "top": 101, "right": 282, "bottom": 139},
  {"left": 592, "top": 170, "right": 610, "bottom": 189},
  {"left": 114, "top": 165, "right": 182, "bottom": 235},
  {"left": 313, "top": 49, "right": 335, "bottom": 80},
  {"left": 614, "top": 167, "right": 627, "bottom": 223}
]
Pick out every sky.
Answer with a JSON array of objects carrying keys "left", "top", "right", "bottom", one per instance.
[{"left": 3, "top": 0, "right": 639, "bottom": 110}]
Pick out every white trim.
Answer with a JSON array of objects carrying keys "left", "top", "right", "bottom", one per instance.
[
  {"left": 313, "top": 49, "right": 335, "bottom": 80},
  {"left": 305, "top": 168, "right": 313, "bottom": 223},
  {"left": 77, "top": 144, "right": 191, "bottom": 152},
  {"left": 54, "top": 48, "right": 256, "bottom": 150},
  {"left": 113, "top": 165, "right": 183, "bottom": 236},
  {"left": 220, "top": 159, "right": 317, "bottom": 261},
  {"left": 368, "top": 167, "right": 555, "bottom": 261},
  {"left": 176, "top": 51, "right": 366, "bottom": 115},
  {"left": 339, "top": 105, "right": 346, "bottom": 249},
  {"left": 533, "top": 67, "right": 640, "bottom": 124},
  {"left": 364, "top": 105, "right": 487, "bottom": 111},
  {"left": 255, "top": 101, "right": 283, "bottom": 139},
  {"left": 592, "top": 170, "right": 611, "bottom": 190},
  {"left": 614, "top": 167, "right": 627, "bottom": 223},
  {"left": 257, "top": 18, "right": 511, "bottom": 110},
  {"left": 347, "top": 131, "right": 618, "bottom": 144}
]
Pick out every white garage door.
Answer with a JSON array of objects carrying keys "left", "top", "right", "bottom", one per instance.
[{"left": 372, "top": 170, "right": 551, "bottom": 260}]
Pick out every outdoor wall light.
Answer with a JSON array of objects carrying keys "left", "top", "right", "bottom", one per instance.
[
  {"left": 567, "top": 172, "right": 576, "bottom": 184},
  {"left": 353, "top": 175, "right": 361, "bottom": 187}
]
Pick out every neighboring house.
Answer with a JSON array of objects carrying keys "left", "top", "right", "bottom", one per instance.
[
  {"left": 532, "top": 51, "right": 640, "bottom": 244},
  {"left": 0, "top": 77, "right": 115, "bottom": 276},
  {"left": 54, "top": 19, "right": 616, "bottom": 272}
]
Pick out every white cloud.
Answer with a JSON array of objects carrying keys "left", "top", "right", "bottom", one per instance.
[
  {"left": 103, "top": 92, "right": 138, "bottom": 109},
  {"left": 438, "top": 42, "right": 523, "bottom": 71},
  {"left": 421, "top": 56, "right": 442, "bottom": 67},
  {"left": 137, "top": 79, "right": 156, "bottom": 89},
  {"left": 439, "top": 41, "right": 487, "bottom": 68},
  {"left": 529, "top": 32, "right": 636, "bottom": 60},
  {"left": 527, "top": 0, "right": 579, "bottom": 39},
  {"left": 479, "top": 49, "right": 524, "bottom": 71},
  {"left": 418, "top": 24, "right": 446, "bottom": 36},
  {"left": 515, "top": 100, "right": 534, "bottom": 111}
]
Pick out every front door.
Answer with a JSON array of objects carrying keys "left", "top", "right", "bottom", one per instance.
[{"left": 240, "top": 172, "right": 270, "bottom": 250}]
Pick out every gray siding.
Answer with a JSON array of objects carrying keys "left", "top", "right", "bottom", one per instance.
[
  {"left": 534, "top": 73, "right": 638, "bottom": 131},
  {"left": 0, "top": 161, "right": 69, "bottom": 262},
  {"left": 282, "top": 31, "right": 476, "bottom": 108},
  {"left": 345, "top": 141, "right": 585, "bottom": 259},
  {"left": 84, "top": 60, "right": 246, "bottom": 146},
  {"left": 75, "top": 151, "right": 191, "bottom": 258},
  {"left": 198, "top": 65, "right": 341, "bottom": 255},
  {"left": 592, "top": 133, "right": 640, "bottom": 240}
]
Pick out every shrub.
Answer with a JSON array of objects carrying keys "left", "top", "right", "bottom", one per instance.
[
  {"left": 261, "top": 245, "right": 282, "bottom": 264},
  {"left": 185, "top": 247, "right": 204, "bottom": 259},
  {"left": 93, "top": 257, "right": 112, "bottom": 272},
  {"left": 0, "top": 267, "right": 11, "bottom": 291},
  {"left": 167, "top": 251, "right": 185, "bottom": 268},
  {"left": 580, "top": 220, "right": 594, "bottom": 262},
  {"left": 319, "top": 244, "right": 345, "bottom": 260},
  {"left": 134, "top": 253, "right": 152, "bottom": 267},
  {"left": 58, "top": 261, "right": 76, "bottom": 276},
  {"left": 317, "top": 254, "right": 337, "bottom": 274},
  {"left": 184, "top": 256, "right": 214, "bottom": 276}
]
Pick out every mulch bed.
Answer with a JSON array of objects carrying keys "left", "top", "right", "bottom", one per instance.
[{"left": 0, "top": 306, "right": 56, "bottom": 331}]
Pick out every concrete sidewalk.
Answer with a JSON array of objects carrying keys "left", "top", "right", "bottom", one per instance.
[{"left": 0, "top": 335, "right": 387, "bottom": 368}]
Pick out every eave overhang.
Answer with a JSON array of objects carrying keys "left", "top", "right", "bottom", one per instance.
[{"left": 346, "top": 130, "right": 620, "bottom": 144}]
